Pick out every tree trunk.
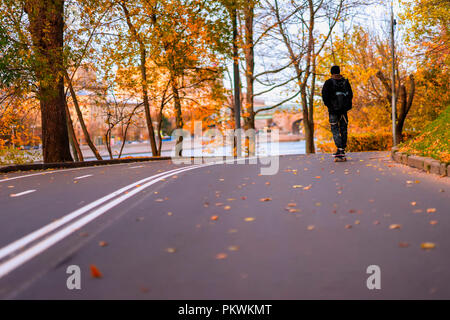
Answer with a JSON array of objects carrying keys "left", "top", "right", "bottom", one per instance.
[
  {"left": 244, "top": 3, "right": 256, "bottom": 156},
  {"left": 243, "top": 3, "right": 255, "bottom": 130},
  {"left": 64, "top": 99, "right": 83, "bottom": 161},
  {"left": 65, "top": 72, "right": 103, "bottom": 160},
  {"left": 303, "top": 0, "right": 316, "bottom": 154},
  {"left": 396, "top": 75, "right": 415, "bottom": 143},
  {"left": 139, "top": 48, "right": 159, "bottom": 157},
  {"left": 171, "top": 75, "right": 184, "bottom": 157},
  {"left": 25, "top": 0, "right": 73, "bottom": 163},
  {"left": 121, "top": 2, "right": 158, "bottom": 157}
]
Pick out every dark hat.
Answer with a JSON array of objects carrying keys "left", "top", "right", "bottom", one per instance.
[{"left": 331, "top": 65, "right": 340, "bottom": 75}]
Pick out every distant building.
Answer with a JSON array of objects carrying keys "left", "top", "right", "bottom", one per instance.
[{"left": 254, "top": 102, "right": 303, "bottom": 135}]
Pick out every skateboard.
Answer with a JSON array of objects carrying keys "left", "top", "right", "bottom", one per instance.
[{"left": 333, "top": 155, "right": 347, "bottom": 162}]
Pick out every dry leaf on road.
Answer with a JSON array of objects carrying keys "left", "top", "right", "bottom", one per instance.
[
  {"left": 398, "top": 242, "right": 410, "bottom": 248},
  {"left": 216, "top": 253, "right": 228, "bottom": 259},
  {"left": 90, "top": 265, "right": 102, "bottom": 278},
  {"left": 421, "top": 242, "right": 436, "bottom": 250}
]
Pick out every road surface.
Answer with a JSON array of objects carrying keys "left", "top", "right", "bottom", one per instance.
[{"left": 0, "top": 152, "right": 449, "bottom": 299}]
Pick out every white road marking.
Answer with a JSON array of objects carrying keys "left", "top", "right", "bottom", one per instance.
[
  {"left": 0, "top": 157, "right": 257, "bottom": 279},
  {"left": 0, "top": 165, "right": 203, "bottom": 278},
  {"left": 129, "top": 165, "right": 144, "bottom": 169},
  {"left": 0, "top": 161, "right": 157, "bottom": 183},
  {"left": 10, "top": 190, "right": 36, "bottom": 198},
  {"left": 0, "top": 165, "right": 194, "bottom": 263},
  {"left": 73, "top": 174, "right": 92, "bottom": 180}
]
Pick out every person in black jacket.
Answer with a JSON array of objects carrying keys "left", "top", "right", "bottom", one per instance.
[{"left": 321, "top": 65, "right": 353, "bottom": 157}]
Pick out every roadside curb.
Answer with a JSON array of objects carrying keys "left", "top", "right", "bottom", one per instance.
[
  {"left": 0, "top": 156, "right": 172, "bottom": 174},
  {"left": 391, "top": 147, "right": 449, "bottom": 177}
]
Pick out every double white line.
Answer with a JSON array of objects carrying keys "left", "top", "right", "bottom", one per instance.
[{"left": 0, "top": 163, "right": 210, "bottom": 279}]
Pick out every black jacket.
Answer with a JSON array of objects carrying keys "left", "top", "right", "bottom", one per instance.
[{"left": 321, "top": 75, "right": 353, "bottom": 113}]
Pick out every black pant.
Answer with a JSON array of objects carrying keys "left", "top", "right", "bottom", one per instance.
[{"left": 329, "top": 112, "right": 348, "bottom": 150}]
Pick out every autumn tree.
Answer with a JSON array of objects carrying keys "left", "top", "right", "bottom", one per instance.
[
  {"left": 263, "top": 0, "right": 353, "bottom": 153},
  {"left": 24, "top": 0, "right": 73, "bottom": 162}
]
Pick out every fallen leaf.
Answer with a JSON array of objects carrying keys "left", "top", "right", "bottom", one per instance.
[
  {"left": 216, "top": 253, "right": 228, "bottom": 259},
  {"left": 315, "top": 176, "right": 321, "bottom": 179},
  {"left": 223, "top": 205, "right": 231, "bottom": 211},
  {"left": 345, "top": 224, "right": 352, "bottom": 229},
  {"left": 287, "top": 203, "right": 297, "bottom": 207},
  {"left": 228, "top": 229, "right": 238, "bottom": 233},
  {"left": 244, "top": 217, "right": 255, "bottom": 222},
  {"left": 303, "top": 185, "right": 312, "bottom": 190},
  {"left": 389, "top": 224, "right": 401, "bottom": 230},
  {"left": 430, "top": 220, "right": 438, "bottom": 225},
  {"left": 427, "top": 208, "right": 437, "bottom": 213},
  {"left": 167, "top": 212, "right": 173, "bottom": 216},
  {"left": 398, "top": 242, "right": 410, "bottom": 248},
  {"left": 410, "top": 201, "right": 417, "bottom": 206},
  {"left": 287, "top": 208, "right": 300, "bottom": 213},
  {"left": 307, "top": 225, "right": 315, "bottom": 231},
  {"left": 259, "top": 197, "right": 272, "bottom": 202},
  {"left": 354, "top": 220, "right": 360, "bottom": 225},
  {"left": 373, "top": 220, "right": 380, "bottom": 225},
  {"left": 155, "top": 198, "right": 165, "bottom": 202},
  {"left": 99, "top": 241, "right": 108, "bottom": 247},
  {"left": 292, "top": 185, "right": 303, "bottom": 189},
  {"left": 166, "top": 247, "right": 176, "bottom": 253},
  {"left": 241, "top": 196, "right": 247, "bottom": 200},
  {"left": 90, "top": 265, "right": 102, "bottom": 278},
  {"left": 421, "top": 242, "right": 436, "bottom": 250},
  {"left": 228, "top": 245, "right": 239, "bottom": 251},
  {"left": 211, "top": 215, "right": 219, "bottom": 221}
]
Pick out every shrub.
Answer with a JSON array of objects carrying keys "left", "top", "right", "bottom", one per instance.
[
  {"left": 0, "top": 144, "right": 42, "bottom": 165},
  {"left": 398, "top": 105, "right": 450, "bottom": 163}
]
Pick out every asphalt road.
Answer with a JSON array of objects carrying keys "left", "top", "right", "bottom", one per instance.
[{"left": 0, "top": 152, "right": 449, "bottom": 299}]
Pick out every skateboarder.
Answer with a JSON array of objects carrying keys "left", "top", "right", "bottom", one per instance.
[{"left": 321, "top": 65, "right": 353, "bottom": 160}]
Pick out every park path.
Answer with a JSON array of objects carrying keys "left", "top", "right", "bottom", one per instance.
[{"left": 0, "top": 152, "right": 449, "bottom": 299}]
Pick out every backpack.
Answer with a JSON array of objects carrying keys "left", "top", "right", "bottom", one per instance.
[{"left": 330, "top": 78, "right": 351, "bottom": 112}]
